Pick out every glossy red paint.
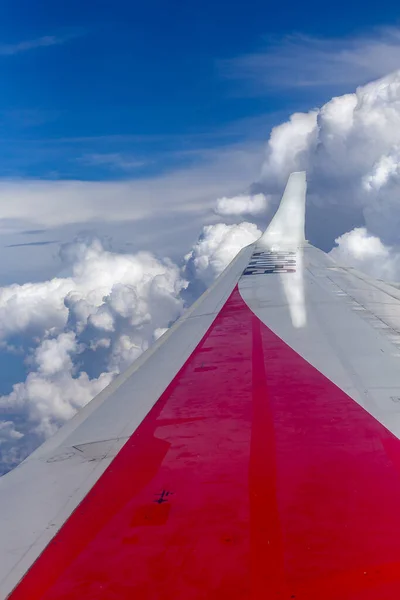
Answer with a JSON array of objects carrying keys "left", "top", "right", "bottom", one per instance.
[{"left": 9, "top": 286, "right": 400, "bottom": 598}]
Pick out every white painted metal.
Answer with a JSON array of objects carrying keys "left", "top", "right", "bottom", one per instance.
[
  {"left": 257, "top": 170, "right": 306, "bottom": 250},
  {"left": 239, "top": 243, "right": 400, "bottom": 425},
  {"left": 239, "top": 170, "right": 400, "bottom": 445}
]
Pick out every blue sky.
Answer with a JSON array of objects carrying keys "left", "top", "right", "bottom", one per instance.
[{"left": 0, "top": 0, "right": 399, "bottom": 180}]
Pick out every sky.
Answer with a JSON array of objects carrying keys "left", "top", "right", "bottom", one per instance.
[
  {"left": 2, "top": 0, "right": 400, "bottom": 471},
  {"left": 0, "top": 0, "right": 399, "bottom": 184}
]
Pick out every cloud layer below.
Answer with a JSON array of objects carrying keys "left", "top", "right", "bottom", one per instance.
[{"left": 0, "top": 221, "right": 259, "bottom": 473}]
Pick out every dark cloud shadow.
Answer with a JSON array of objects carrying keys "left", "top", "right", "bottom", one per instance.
[
  {"left": 20, "top": 229, "right": 47, "bottom": 235},
  {"left": 5, "top": 240, "right": 60, "bottom": 248}
]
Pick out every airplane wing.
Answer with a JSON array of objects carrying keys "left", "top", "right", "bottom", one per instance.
[{"left": 2, "top": 172, "right": 400, "bottom": 598}]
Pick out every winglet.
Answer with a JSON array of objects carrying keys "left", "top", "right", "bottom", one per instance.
[{"left": 257, "top": 171, "right": 306, "bottom": 250}]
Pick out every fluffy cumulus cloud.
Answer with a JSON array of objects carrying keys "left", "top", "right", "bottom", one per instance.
[
  {"left": 329, "top": 227, "right": 400, "bottom": 281},
  {"left": 0, "top": 421, "right": 23, "bottom": 444},
  {"left": 260, "top": 70, "right": 400, "bottom": 244},
  {"left": 185, "top": 222, "right": 261, "bottom": 286},
  {"left": 256, "top": 69, "right": 400, "bottom": 277},
  {"left": 0, "top": 422, "right": 25, "bottom": 474},
  {"left": 0, "top": 221, "right": 259, "bottom": 473},
  {"left": 215, "top": 193, "right": 268, "bottom": 216},
  {"left": 0, "top": 238, "right": 189, "bottom": 472}
]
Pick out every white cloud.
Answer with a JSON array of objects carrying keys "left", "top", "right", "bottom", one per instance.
[
  {"left": 34, "top": 332, "right": 77, "bottom": 377},
  {"left": 186, "top": 222, "right": 261, "bottom": 285},
  {"left": 362, "top": 152, "right": 400, "bottom": 191},
  {"left": 0, "top": 278, "right": 73, "bottom": 340},
  {"left": 215, "top": 193, "right": 267, "bottom": 216},
  {"left": 0, "top": 421, "right": 23, "bottom": 444},
  {"left": 79, "top": 153, "right": 147, "bottom": 171},
  {"left": 0, "top": 143, "right": 262, "bottom": 232},
  {"left": 0, "top": 422, "right": 24, "bottom": 476},
  {"left": 329, "top": 227, "right": 400, "bottom": 281},
  {"left": 154, "top": 327, "right": 168, "bottom": 341},
  {"left": 221, "top": 28, "right": 400, "bottom": 92},
  {"left": 0, "top": 142, "right": 263, "bottom": 290},
  {"left": 0, "top": 238, "right": 187, "bottom": 469},
  {"left": 264, "top": 111, "right": 318, "bottom": 176},
  {"left": 0, "top": 33, "right": 77, "bottom": 56},
  {"left": 2, "top": 369, "right": 113, "bottom": 440},
  {"left": 258, "top": 70, "right": 400, "bottom": 247}
]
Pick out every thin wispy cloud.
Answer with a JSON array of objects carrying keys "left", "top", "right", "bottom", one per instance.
[
  {"left": 0, "top": 32, "right": 79, "bottom": 56},
  {"left": 0, "top": 109, "right": 61, "bottom": 128},
  {"left": 79, "top": 153, "right": 148, "bottom": 172},
  {"left": 0, "top": 142, "right": 262, "bottom": 231},
  {"left": 220, "top": 27, "right": 400, "bottom": 93}
]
